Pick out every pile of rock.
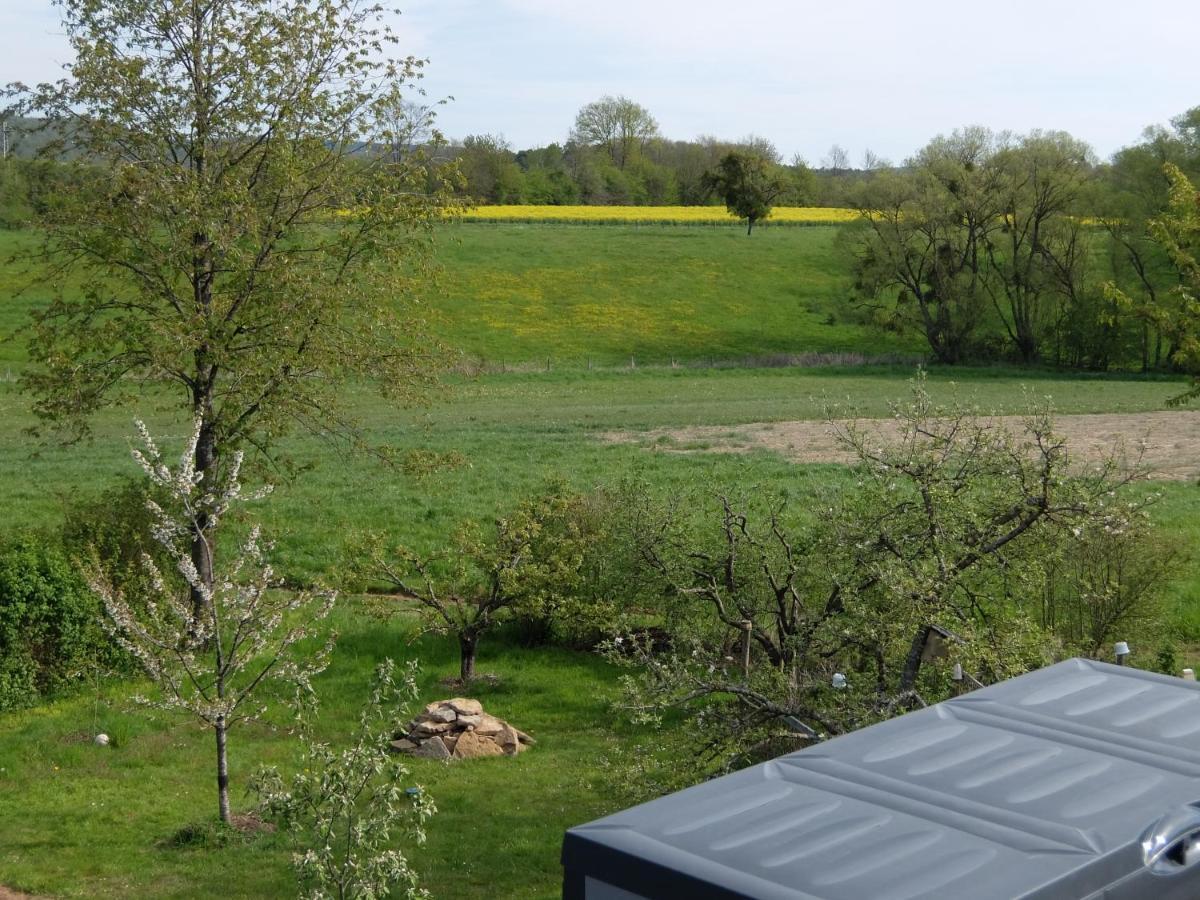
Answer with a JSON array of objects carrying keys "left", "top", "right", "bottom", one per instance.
[{"left": 390, "top": 698, "right": 535, "bottom": 760}]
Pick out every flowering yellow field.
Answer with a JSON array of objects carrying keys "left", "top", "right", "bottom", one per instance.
[{"left": 458, "top": 205, "right": 860, "bottom": 225}]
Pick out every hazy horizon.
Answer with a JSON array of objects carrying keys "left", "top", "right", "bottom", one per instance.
[{"left": 3, "top": 0, "right": 1198, "bottom": 165}]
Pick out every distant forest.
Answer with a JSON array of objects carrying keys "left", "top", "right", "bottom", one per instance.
[
  {"left": 4, "top": 99, "right": 1200, "bottom": 373},
  {"left": 5, "top": 98, "right": 1200, "bottom": 211}
]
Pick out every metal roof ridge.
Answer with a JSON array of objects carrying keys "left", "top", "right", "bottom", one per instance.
[
  {"left": 772, "top": 755, "right": 1102, "bottom": 856},
  {"left": 944, "top": 700, "right": 1200, "bottom": 777}
]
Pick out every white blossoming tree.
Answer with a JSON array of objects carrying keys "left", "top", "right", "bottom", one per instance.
[
  {"left": 251, "top": 658, "right": 435, "bottom": 900},
  {"left": 89, "top": 421, "right": 335, "bottom": 823}
]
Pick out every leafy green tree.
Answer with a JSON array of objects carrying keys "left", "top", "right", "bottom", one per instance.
[
  {"left": 985, "top": 131, "right": 1095, "bottom": 363},
  {"left": 515, "top": 143, "right": 578, "bottom": 204},
  {"left": 570, "top": 95, "right": 659, "bottom": 171},
  {"left": 703, "top": 150, "right": 788, "bottom": 235},
  {"left": 1098, "top": 110, "right": 1200, "bottom": 370},
  {"left": 848, "top": 128, "right": 1005, "bottom": 362},
  {"left": 6, "top": 0, "right": 461, "bottom": 625},
  {"left": 1109, "top": 164, "right": 1200, "bottom": 401},
  {"left": 458, "top": 133, "right": 525, "bottom": 204},
  {"left": 359, "top": 485, "right": 598, "bottom": 682}
]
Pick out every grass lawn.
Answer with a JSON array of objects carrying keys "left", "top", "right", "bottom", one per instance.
[
  {"left": 0, "top": 606, "right": 627, "bottom": 899},
  {"left": 4, "top": 219, "right": 1200, "bottom": 897},
  {"left": 2, "top": 365, "right": 1191, "bottom": 578}
]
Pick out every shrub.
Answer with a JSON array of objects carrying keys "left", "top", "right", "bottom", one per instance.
[
  {"left": 61, "top": 476, "right": 175, "bottom": 622},
  {"left": 0, "top": 536, "right": 111, "bottom": 710},
  {"left": 251, "top": 659, "right": 434, "bottom": 900}
]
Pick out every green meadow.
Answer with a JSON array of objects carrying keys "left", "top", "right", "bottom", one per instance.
[{"left": 2, "top": 222, "right": 1200, "bottom": 898}]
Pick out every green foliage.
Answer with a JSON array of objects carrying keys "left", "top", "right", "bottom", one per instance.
[
  {"left": 1156, "top": 641, "right": 1179, "bottom": 676},
  {"left": 1040, "top": 520, "right": 1181, "bottom": 656},
  {"left": 0, "top": 158, "right": 31, "bottom": 228},
  {"left": 1148, "top": 166, "right": 1200, "bottom": 397},
  {"left": 848, "top": 128, "right": 1006, "bottom": 363},
  {"left": 703, "top": 150, "right": 789, "bottom": 234},
  {"left": 0, "top": 536, "right": 111, "bottom": 710},
  {"left": 9, "top": 0, "right": 463, "bottom": 461},
  {"left": 60, "top": 475, "right": 175, "bottom": 618},
  {"left": 458, "top": 134, "right": 526, "bottom": 204},
  {"left": 359, "top": 482, "right": 619, "bottom": 679},
  {"left": 1105, "top": 163, "right": 1200, "bottom": 397},
  {"left": 251, "top": 659, "right": 434, "bottom": 900},
  {"left": 606, "top": 377, "right": 1165, "bottom": 776},
  {"left": 850, "top": 128, "right": 1106, "bottom": 365}
]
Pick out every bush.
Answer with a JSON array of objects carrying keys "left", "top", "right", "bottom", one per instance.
[
  {"left": 61, "top": 475, "right": 175, "bottom": 618},
  {"left": 0, "top": 536, "right": 111, "bottom": 710}
]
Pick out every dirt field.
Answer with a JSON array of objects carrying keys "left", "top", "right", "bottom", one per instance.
[{"left": 601, "top": 410, "right": 1200, "bottom": 480}]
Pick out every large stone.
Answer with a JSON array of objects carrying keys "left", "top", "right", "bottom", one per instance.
[
  {"left": 423, "top": 706, "right": 457, "bottom": 723},
  {"left": 446, "top": 698, "right": 483, "bottom": 716},
  {"left": 496, "top": 724, "right": 521, "bottom": 755},
  {"left": 415, "top": 720, "right": 453, "bottom": 735},
  {"left": 456, "top": 714, "right": 482, "bottom": 728},
  {"left": 452, "top": 730, "right": 505, "bottom": 759},
  {"left": 442, "top": 733, "right": 460, "bottom": 754},
  {"left": 473, "top": 714, "right": 504, "bottom": 736},
  {"left": 412, "top": 736, "right": 450, "bottom": 760},
  {"left": 388, "top": 738, "right": 417, "bottom": 754},
  {"left": 515, "top": 728, "right": 536, "bottom": 746}
]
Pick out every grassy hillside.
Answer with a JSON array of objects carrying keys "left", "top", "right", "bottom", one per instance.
[
  {"left": 430, "top": 224, "right": 918, "bottom": 365},
  {"left": 0, "top": 224, "right": 920, "bottom": 371}
]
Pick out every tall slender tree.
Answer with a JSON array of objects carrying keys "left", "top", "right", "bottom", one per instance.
[{"left": 7, "top": 0, "right": 462, "bottom": 625}]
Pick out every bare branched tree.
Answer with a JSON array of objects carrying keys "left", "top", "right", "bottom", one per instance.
[{"left": 611, "top": 377, "right": 1158, "bottom": 773}]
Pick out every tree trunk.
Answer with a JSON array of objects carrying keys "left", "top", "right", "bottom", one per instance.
[
  {"left": 215, "top": 715, "right": 230, "bottom": 824},
  {"left": 459, "top": 632, "right": 478, "bottom": 683},
  {"left": 746, "top": 217, "right": 754, "bottom": 236},
  {"left": 189, "top": 418, "right": 217, "bottom": 626},
  {"left": 898, "top": 625, "right": 931, "bottom": 693}
]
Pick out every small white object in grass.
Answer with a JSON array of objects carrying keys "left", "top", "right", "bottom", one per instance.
[
  {"left": 831, "top": 673, "right": 847, "bottom": 689},
  {"left": 94, "top": 733, "right": 110, "bottom": 746},
  {"left": 1114, "top": 641, "right": 1131, "bottom": 658}
]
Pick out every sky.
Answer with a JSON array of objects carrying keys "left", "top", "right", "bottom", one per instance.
[{"left": 3, "top": 0, "right": 1199, "bottom": 165}]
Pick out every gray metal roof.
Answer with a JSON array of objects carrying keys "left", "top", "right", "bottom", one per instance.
[{"left": 564, "top": 658, "right": 1200, "bottom": 899}]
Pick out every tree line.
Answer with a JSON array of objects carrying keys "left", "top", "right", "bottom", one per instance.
[
  {"left": 842, "top": 112, "right": 1200, "bottom": 369},
  {"left": 445, "top": 95, "right": 826, "bottom": 207}
]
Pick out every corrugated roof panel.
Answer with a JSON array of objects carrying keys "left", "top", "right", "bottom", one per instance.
[{"left": 564, "top": 659, "right": 1200, "bottom": 899}]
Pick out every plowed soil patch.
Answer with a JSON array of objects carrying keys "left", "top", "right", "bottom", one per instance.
[{"left": 601, "top": 411, "right": 1200, "bottom": 480}]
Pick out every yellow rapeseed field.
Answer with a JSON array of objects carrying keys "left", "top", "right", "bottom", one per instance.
[{"left": 457, "top": 205, "right": 860, "bottom": 225}]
